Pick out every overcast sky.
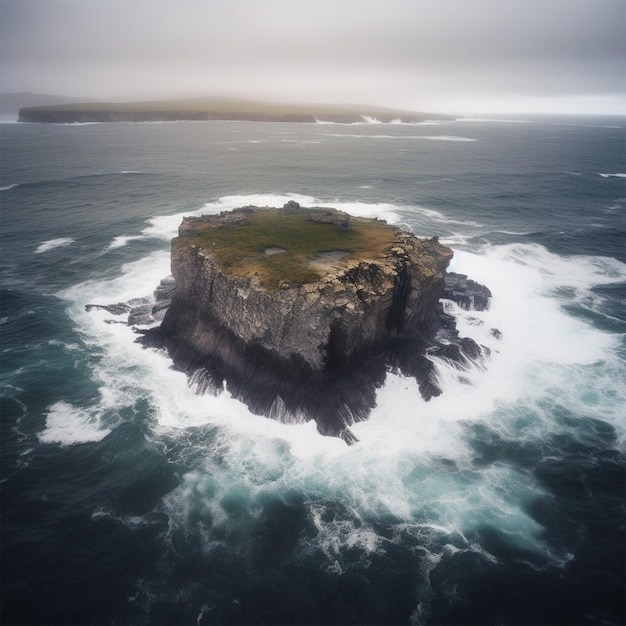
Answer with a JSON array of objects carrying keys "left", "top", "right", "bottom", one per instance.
[{"left": 1, "top": 0, "right": 624, "bottom": 114}]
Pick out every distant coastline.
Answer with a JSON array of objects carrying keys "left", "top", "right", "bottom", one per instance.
[{"left": 16, "top": 96, "right": 455, "bottom": 124}]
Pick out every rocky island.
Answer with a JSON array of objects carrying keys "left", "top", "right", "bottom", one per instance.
[
  {"left": 128, "top": 202, "right": 492, "bottom": 443},
  {"left": 18, "top": 96, "right": 454, "bottom": 124}
]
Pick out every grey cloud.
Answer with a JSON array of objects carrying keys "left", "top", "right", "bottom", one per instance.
[{"left": 1, "top": 0, "right": 624, "bottom": 113}]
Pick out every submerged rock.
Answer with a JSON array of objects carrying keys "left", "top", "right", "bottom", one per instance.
[{"left": 126, "top": 204, "right": 491, "bottom": 443}]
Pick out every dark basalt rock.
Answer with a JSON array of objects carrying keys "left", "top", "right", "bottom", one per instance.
[
  {"left": 442, "top": 272, "right": 492, "bottom": 311},
  {"left": 85, "top": 277, "right": 176, "bottom": 327}
]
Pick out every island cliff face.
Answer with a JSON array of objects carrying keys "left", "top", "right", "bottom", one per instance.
[{"left": 140, "top": 204, "right": 490, "bottom": 443}]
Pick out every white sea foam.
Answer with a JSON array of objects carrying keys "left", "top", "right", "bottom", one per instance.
[
  {"left": 488, "top": 229, "right": 534, "bottom": 236},
  {"left": 414, "top": 205, "right": 482, "bottom": 228},
  {"left": 47, "top": 339, "right": 80, "bottom": 351},
  {"left": 39, "top": 401, "right": 111, "bottom": 444},
  {"left": 457, "top": 118, "right": 533, "bottom": 124},
  {"left": 420, "top": 135, "right": 476, "bottom": 142},
  {"left": 107, "top": 235, "right": 146, "bottom": 250},
  {"left": 361, "top": 116, "right": 383, "bottom": 124},
  {"left": 0, "top": 183, "right": 18, "bottom": 191},
  {"left": 390, "top": 120, "right": 442, "bottom": 126},
  {"left": 448, "top": 245, "right": 626, "bottom": 442},
  {"left": 61, "top": 121, "right": 104, "bottom": 126},
  {"left": 34, "top": 237, "right": 75, "bottom": 254},
  {"left": 51, "top": 196, "right": 626, "bottom": 573},
  {"left": 313, "top": 117, "right": 440, "bottom": 126},
  {"left": 82, "top": 209, "right": 626, "bottom": 456},
  {"left": 91, "top": 507, "right": 156, "bottom": 529},
  {"left": 598, "top": 172, "right": 626, "bottom": 178}
]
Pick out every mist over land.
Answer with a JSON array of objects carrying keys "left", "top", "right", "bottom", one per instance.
[{"left": 14, "top": 95, "right": 456, "bottom": 124}]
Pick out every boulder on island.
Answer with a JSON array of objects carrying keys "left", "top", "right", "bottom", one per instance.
[{"left": 137, "top": 203, "right": 490, "bottom": 443}]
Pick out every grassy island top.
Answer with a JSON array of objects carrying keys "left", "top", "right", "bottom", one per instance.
[{"left": 175, "top": 204, "right": 399, "bottom": 290}]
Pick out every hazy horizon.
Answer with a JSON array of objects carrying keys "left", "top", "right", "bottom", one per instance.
[{"left": 1, "top": 0, "right": 625, "bottom": 116}]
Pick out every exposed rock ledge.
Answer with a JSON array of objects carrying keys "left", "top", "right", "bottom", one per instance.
[{"left": 92, "top": 204, "right": 494, "bottom": 443}]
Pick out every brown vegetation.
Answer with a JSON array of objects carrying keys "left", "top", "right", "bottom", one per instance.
[{"left": 175, "top": 208, "right": 398, "bottom": 290}]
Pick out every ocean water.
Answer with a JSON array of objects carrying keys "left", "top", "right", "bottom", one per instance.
[{"left": 1, "top": 116, "right": 625, "bottom": 626}]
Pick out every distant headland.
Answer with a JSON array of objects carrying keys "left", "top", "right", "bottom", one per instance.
[{"left": 17, "top": 96, "right": 455, "bottom": 124}]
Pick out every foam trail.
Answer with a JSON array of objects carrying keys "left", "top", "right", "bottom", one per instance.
[
  {"left": 416, "top": 205, "right": 482, "bottom": 227},
  {"left": 421, "top": 135, "right": 476, "bottom": 142},
  {"left": 323, "top": 133, "right": 476, "bottom": 142},
  {"left": 390, "top": 120, "right": 442, "bottom": 126},
  {"left": 107, "top": 235, "right": 146, "bottom": 250},
  {"left": 457, "top": 118, "right": 533, "bottom": 124},
  {"left": 34, "top": 237, "right": 75, "bottom": 254}
]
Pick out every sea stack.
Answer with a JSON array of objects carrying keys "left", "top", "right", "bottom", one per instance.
[{"left": 140, "top": 202, "right": 489, "bottom": 443}]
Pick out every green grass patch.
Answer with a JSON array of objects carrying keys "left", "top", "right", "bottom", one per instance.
[{"left": 177, "top": 209, "right": 397, "bottom": 289}]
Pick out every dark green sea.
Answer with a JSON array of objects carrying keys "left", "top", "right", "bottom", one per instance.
[{"left": 1, "top": 116, "right": 625, "bottom": 625}]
